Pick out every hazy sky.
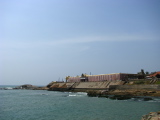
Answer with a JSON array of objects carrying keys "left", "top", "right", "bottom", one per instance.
[{"left": 1, "top": 0, "right": 160, "bottom": 85}]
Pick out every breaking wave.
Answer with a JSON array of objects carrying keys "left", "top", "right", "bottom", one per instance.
[{"left": 68, "top": 92, "right": 87, "bottom": 97}]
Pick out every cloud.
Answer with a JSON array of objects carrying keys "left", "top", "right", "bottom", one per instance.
[
  {"left": 0, "top": 34, "right": 159, "bottom": 49},
  {"left": 47, "top": 34, "right": 159, "bottom": 45}
]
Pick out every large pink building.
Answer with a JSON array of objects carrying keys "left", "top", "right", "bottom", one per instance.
[{"left": 67, "top": 73, "right": 143, "bottom": 82}]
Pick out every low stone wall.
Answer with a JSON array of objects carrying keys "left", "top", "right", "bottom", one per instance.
[
  {"left": 71, "top": 88, "right": 109, "bottom": 92},
  {"left": 109, "top": 85, "right": 160, "bottom": 91},
  {"left": 74, "top": 81, "right": 109, "bottom": 89},
  {"left": 74, "top": 81, "right": 125, "bottom": 89},
  {"left": 48, "top": 81, "right": 125, "bottom": 91}
]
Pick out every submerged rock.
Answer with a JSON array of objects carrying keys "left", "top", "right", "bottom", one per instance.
[
  {"left": 143, "top": 97, "right": 153, "bottom": 101},
  {"left": 109, "top": 95, "right": 132, "bottom": 100},
  {"left": 87, "top": 91, "right": 100, "bottom": 97}
]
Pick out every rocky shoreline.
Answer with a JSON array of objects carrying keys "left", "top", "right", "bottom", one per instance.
[
  {"left": 46, "top": 81, "right": 160, "bottom": 97},
  {"left": 87, "top": 89, "right": 160, "bottom": 97},
  {"left": 3, "top": 82, "right": 159, "bottom": 97},
  {"left": 0, "top": 84, "right": 49, "bottom": 90},
  {"left": 86, "top": 89, "right": 160, "bottom": 101}
]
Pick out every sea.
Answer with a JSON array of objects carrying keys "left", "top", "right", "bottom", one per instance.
[{"left": 0, "top": 85, "right": 160, "bottom": 120}]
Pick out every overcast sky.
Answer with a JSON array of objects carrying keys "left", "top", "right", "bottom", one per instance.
[{"left": 1, "top": 0, "right": 160, "bottom": 85}]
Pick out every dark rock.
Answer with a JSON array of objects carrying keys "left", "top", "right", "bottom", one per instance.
[
  {"left": 87, "top": 91, "right": 100, "bottom": 97},
  {"left": 14, "top": 84, "right": 39, "bottom": 90},
  {"left": 98, "top": 94, "right": 109, "bottom": 98},
  {"left": 143, "top": 97, "right": 153, "bottom": 101},
  {"left": 109, "top": 95, "right": 132, "bottom": 100}
]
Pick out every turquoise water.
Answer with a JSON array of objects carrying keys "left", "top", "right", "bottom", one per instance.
[{"left": 0, "top": 88, "right": 160, "bottom": 120}]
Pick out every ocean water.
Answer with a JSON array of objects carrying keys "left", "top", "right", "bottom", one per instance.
[{"left": 0, "top": 86, "right": 160, "bottom": 120}]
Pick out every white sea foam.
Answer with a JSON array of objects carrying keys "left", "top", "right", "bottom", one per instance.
[
  {"left": 147, "top": 100, "right": 160, "bottom": 103},
  {"left": 4, "top": 87, "right": 13, "bottom": 90},
  {"left": 68, "top": 94, "right": 77, "bottom": 97},
  {"left": 68, "top": 92, "right": 87, "bottom": 97},
  {"left": 77, "top": 92, "right": 87, "bottom": 95}
]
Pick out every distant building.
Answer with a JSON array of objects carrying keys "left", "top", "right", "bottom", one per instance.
[
  {"left": 150, "top": 71, "right": 160, "bottom": 78},
  {"left": 67, "top": 73, "right": 143, "bottom": 82}
]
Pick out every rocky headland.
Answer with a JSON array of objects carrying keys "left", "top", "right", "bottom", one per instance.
[{"left": 14, "top": 84, "right": 48, "bottom": 90}]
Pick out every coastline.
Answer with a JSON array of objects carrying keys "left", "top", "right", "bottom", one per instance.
[
  {"left": 47, "top": 80, "right": 160, "bottom": 97},
  {"left": 2, "top": 81, "right": 160, "bottom": 97}
]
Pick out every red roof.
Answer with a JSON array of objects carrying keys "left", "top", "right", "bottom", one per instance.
[{"left": 150, "top": 71, "right": 160, "bottom": 77}]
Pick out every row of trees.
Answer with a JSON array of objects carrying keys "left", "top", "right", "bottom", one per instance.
[{"left": 137, "top": 69, "right": 157, "bottom": 75}]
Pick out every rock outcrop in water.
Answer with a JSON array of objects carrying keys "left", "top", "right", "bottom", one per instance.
[
  {"left": 14, "top": 84, "right": 48, "bottom": 90},
  {"left": 15, "top": 84, "right": 37, "bottom": 89},
  {"left": 141, "top": 111, "right": 160, "bottom": 120}
]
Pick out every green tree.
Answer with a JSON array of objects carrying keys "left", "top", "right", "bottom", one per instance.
[
  {"left": 145, "top": 71, "right": 149, "bottom": 75},
  {"left": 65, "top": 76, "right": 70, "bottom": 80}
]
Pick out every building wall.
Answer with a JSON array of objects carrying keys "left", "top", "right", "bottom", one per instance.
[
  {"left": 67, "top": 77, "right": 81, "bottom": 82},
  {"left": 67, "top": 73, "right": 133, "bottom": 82},
  {"left": 87, "top": 74, "right": 121, "bottom": 81}
]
